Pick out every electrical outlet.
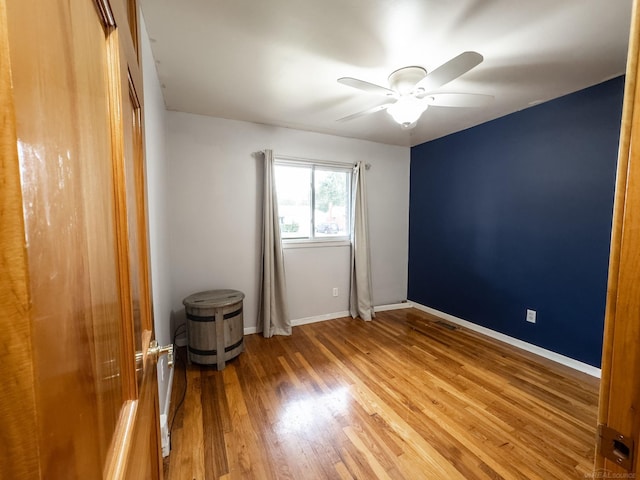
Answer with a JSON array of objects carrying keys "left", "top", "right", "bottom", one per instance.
[
  {"left": 332, "top": 287, "right": 338, "bottom": 297},
  {"left": 526, "top": 309, "right": 536, "bottom": 324}
]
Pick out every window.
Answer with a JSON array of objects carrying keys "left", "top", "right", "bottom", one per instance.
[{"left": 274, "top": 160, "right": 352, "bottom": 242}]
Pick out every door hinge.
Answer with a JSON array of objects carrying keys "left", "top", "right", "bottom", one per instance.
[{"left": 598, "top": 424, "right": 635, "bottom": 471}]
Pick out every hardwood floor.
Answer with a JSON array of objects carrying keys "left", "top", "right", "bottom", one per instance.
[{"left": 164, "top": 308, "right": 600, "bottom": 479}]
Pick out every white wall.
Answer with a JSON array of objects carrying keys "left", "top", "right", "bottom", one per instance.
[
  {"left": 284, "top": 244, "right": 351, "bottom": 322},
  {"left": 166, "top": 112, "right": 410, "bottom": 332},
  {"left": 141, "top": 14, "right": 172, "bottom": 414}
]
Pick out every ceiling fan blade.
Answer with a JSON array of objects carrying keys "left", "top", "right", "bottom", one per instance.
[
  {"left": 336, "top": 102, "right": 394, "bottom": 122},
  {"left": 338, "top": 77, "right": 397, "bottom": 97},
  {"left": 415, "top": 51, "right": 484, "bottom": 92},
  {"left": 424, "top": 93, "right": 494, "bottom": 108}
]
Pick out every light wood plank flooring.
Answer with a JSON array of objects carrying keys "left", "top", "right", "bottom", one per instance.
[{"left": 164, "top": 308, "right": 599, "bottom": 479}]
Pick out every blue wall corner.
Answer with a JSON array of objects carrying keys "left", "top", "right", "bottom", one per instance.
[{"left": 408, "top": 76, "right": 624, "bottom": 367}]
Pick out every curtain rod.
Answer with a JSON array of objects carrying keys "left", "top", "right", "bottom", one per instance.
[{"left": 253, "top": 151, "right": 371, "bottom": 170}]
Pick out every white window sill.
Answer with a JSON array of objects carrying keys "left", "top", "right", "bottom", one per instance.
[{"left": 282, "top": 238, "right": 351, "bottom": 249}]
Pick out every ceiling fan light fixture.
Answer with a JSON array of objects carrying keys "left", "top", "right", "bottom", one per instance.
[{"left": 387, "top": 96, "right": 428, "bottom": 129}]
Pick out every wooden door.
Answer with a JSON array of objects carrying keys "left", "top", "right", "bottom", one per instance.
[
  {"left": 596, "top": 0, "right": 640, "bottom": 476},
  {"left": 0, "top": 0, "right": 161, "bottom": 478}
]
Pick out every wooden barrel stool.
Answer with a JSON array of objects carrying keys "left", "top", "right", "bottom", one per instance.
[{"left": 183, "top": 289, "right": 244, "bottom": 370}]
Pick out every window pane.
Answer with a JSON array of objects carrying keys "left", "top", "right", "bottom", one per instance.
[
  {"left": 314, "top": 169, "right": 350, "bottom": 237},
  {"left": 274, "top": 165, "right": 311, "bottom": 239}
]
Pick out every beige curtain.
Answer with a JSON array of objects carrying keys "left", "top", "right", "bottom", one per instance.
[
  {"left": 257, "top": 149, "right": 291, "bottom": 337},
  {"left": 350, "top": 161, "right": 375, "bottom": 321}
]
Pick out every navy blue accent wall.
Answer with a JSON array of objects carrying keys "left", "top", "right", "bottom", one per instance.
[{"left": 408, "top": 77, "right": 624, "bottom": 367}]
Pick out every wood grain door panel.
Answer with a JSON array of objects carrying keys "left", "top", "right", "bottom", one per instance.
[
  {"left": 595, "top": 0, "right": 640, "bottom": 476},
  {"left": 6, "top": 0, "right": 124, "bottom": 475},
  {"left": 1, "top": 0, "right": 161, "bottom": 477}
]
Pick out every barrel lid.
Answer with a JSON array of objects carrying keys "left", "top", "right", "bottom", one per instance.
[{"left": 182, "top": 289, "right": 244, "bottom": 308}]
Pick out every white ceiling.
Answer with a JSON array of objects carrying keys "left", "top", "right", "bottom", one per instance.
[{"left": 140, "top": 0, "right": 633, "bottom": 147}]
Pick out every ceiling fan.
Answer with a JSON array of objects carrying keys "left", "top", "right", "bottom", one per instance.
[{"left": 337, "top": 51, "right": 492, "bottom": 130}]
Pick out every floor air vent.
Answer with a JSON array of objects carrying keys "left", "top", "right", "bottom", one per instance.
[{"left": 435, "top": 321, "right": 457, "bottom": 331}]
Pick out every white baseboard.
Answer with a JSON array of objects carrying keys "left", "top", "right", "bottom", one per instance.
[
  {"left": 160, "top": 363, "right": 175, "bottom": 457},
  {"left": 291, "top": 310, "right": 351, "bottom": 327},
  {"left": 374, "top": 302, "right": 413, "bottom": 312},
  {"left": 410, "top": 301, "right": 601, "bottom": 378},
  {"left": 244, "top": 310, "right": 351, "bottom": 335},
  {"left": 174, "top": 333, "right": 187, "bottom": 348},
  {"left": 244, "top": 303, "right": 413, "bottom": 335}
]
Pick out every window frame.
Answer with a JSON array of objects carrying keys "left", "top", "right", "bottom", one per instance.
[{"left": 274, "top": 156, "right": 353, "bottom": 246}]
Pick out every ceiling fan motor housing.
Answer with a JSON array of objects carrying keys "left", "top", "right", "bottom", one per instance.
[{"left": 388, "top": 66, "right": 427, "bottom": 95}]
